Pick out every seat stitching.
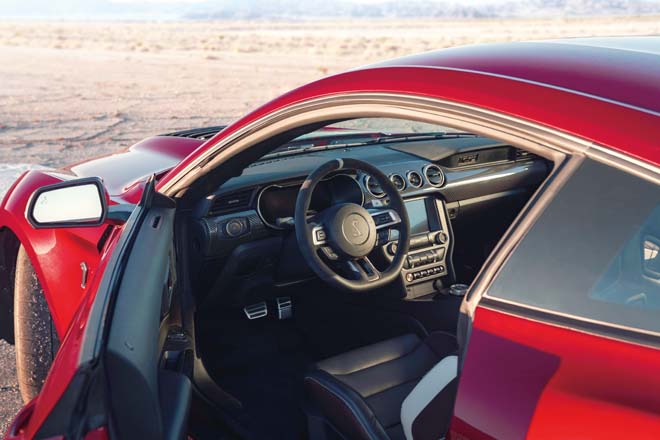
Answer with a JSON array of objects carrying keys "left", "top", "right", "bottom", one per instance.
[
  {"left": 329, "top": 340, "right": 425, "bottom": 376},
  {"left": 362, "top": 376, "right": 421, "bottom": 399}
]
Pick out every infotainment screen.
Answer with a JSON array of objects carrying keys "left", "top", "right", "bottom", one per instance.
[{"left": 405, "top": 199, "right": 430, "bottom": 235}]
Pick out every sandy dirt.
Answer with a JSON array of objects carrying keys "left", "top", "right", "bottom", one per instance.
[{"left": 0, "top": 15, "right": 659, "bottom": 432}]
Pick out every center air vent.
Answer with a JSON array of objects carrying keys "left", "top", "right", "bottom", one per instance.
[
  {"left": 424, "top": 164, "right": 445, "bottom": 187},
  {"left": 208, "top": 189, "right": 253, "bottom": 216},
  {"left": 406, "top": 171, "right": 423, "bottom": 188},
  {"left": 364, "top": 175, "right": 385, "bottom": 197},
  {"left": 389, "top": 174, "right": 406, "bottom": 191}
]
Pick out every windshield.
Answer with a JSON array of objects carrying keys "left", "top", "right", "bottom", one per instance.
[{"left": 263, "top": 118, "right": 467, "bottom": 159}]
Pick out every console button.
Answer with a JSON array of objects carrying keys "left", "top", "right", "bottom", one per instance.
[
  {"left": 320, "top": 246, "right": 339, "bottom": 260},
  {"left": 411, "top": 235, "right": 431, "bottom": 248},
  {"left": 225, "top": 218, "right": 246, "bottom": 237},
  {"left": 405, "top": 273, "right": 414, "bottom": 282},
  {"left": 315, "top": 228, "right": 327, "bottom": 242},
  {"left": 435, "top": 232, "right": 449, "bottom": 245}
]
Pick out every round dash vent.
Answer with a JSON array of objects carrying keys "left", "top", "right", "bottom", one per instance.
[{"left": 424, "top": 164, "right": 445, "bottom": 187}]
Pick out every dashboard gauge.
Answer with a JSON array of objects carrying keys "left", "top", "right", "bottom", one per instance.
[{"left": 257, "top": 174, "right": 362, "bottom": 229}]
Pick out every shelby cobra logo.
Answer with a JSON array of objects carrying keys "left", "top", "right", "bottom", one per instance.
[{"left": 350, "top": 220, "right": 362, "bottom": 237}]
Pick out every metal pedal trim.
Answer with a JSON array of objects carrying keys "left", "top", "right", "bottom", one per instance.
[
  {"left": 244, "top": 301, "right": 268, "bottom": 320},
  {"left": 276, "top": 296, "right": 293, "bottom": 320}
]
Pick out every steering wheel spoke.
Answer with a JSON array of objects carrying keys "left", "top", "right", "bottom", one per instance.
[
  {"left": 345, "top": 257, "right": 381, "bottom": 282},
  {"left": 295, "top": 158, "right": 409, "bottom": 291}
]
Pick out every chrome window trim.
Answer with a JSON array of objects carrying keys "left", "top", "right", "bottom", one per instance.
[
  {"left": 160, "top": 93, "right": 589, "bottom": 197},
  {"left": 480, "top": 295, "right": 660, "bottom": 341},
  {"left": 158, "top": 90, "right": 660, "bottom": 345},
  {"left": 472, "top": 149, "right": 660, "bottom": 347},
  {"left": 161, "top": 92, "right": 657, "bottom": 198}
]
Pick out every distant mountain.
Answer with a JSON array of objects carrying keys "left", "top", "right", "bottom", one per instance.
[
  {"left": 2, "top": 0, "right": 660, "bottom": 20},
  {"left": 183, "top": 0, "right": 660, "bottom": 20}
]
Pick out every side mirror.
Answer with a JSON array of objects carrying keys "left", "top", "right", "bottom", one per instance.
[{"left": 27, "top": 178, "right": 108, "bottom": 228}]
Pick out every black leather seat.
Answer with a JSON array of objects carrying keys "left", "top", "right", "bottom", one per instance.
[{"left": 304, "top": 332, "right": 458, "bottom": 440}]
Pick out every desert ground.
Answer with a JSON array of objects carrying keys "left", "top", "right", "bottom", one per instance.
[{"left": 1, "top": 15, "right": 659, "bottom": 431}]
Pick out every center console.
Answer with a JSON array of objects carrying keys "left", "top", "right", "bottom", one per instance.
[{"left": 389, "top": 197, "right": 452, "bottom": 298}]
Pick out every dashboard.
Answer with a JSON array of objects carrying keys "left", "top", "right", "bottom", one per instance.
[{"left": 190, "top": 136, "right": 550, "bottom": 298}]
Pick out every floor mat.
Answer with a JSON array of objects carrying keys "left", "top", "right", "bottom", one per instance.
[{"left": 198, "top": 315, "right": 313, "bottom": 440}]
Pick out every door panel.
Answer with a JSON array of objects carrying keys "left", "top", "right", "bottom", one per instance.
[
  {"left": 104, "top": 200, "right": 191, "bottom": 440},
  {"left": 451, "top": 306, "right": 660, "bottom": 439},
  {"left": 10, "top": 180, "right": 190, "bottom": 440},
  {"left": 450, "top": 158, "right": 660, "bottom": 439}
]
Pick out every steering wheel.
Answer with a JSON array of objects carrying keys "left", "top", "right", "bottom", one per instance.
[{"left": 295, "top": 158, "right": 410, "bottom": 291}]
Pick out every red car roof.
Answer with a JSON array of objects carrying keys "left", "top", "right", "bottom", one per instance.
[
  {"left": 370, "top": 37, "right": 660, "bottom": 115},
  {"left": 161, "top": 37, "right": 660, "bottom": 191}
]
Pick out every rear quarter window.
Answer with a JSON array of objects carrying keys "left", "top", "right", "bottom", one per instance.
[{"left": 487, "top": 158, "right": 660, "bottom": 336}]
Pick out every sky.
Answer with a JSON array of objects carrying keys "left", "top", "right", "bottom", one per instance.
[
  {"left": 1, "top": 0, "right": 659, "bottom": 20},
  {"left": 0, "top": 0, "right": 514, "bottom": 16}
]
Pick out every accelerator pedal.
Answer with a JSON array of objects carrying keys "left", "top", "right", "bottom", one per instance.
[{"left": 276, "top": 297, "right": 293, "bottom": 320}]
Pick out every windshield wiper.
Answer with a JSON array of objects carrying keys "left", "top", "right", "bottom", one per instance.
[
  {"left": 370, "top": 132, "right": 476, "bottom": 144},
  {"left": 260, "top": 131, "right": 476, "bottom": 160}
]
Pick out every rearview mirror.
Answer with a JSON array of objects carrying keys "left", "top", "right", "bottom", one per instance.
[{"left": 27, "top": 178, "right": 107, "bottom": 228}]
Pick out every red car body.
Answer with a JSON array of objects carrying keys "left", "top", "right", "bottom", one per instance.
[{"left": 2, "top": 37, "right": 659, "bottom": 439}]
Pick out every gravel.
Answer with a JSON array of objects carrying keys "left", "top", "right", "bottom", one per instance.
[
  {"left": 0, "top": 166, "right": 30, "bottom": 436},
  {"left": 0, "top": 340, "right": 21, "bottom": 436}
]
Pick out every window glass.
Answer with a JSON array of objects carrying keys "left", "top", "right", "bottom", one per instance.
[
  {"left": 590, "top": 205, "right": 660, "bottom": 312},
  {"left": 328, "top": 118, "right": 458, "bottom": 133},
  {"left": 487, "top": 159, "right": 660, "bottom": 335}
]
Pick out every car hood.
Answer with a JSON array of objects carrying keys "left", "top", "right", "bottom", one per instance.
[{"left": 65, "top": 136, "right": 205, "bottom": 197}]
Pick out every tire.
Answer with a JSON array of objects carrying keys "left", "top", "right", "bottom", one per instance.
[{"left": 14, "top": 245, "right": 60, "bottom": 402}]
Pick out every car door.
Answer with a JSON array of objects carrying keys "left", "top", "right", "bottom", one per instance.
[
  {"left": 5, "top": 178, "right": 192, "bottom": 440},
  {"left": 450, "top": 156, "right": 660, "bottom": 439}
]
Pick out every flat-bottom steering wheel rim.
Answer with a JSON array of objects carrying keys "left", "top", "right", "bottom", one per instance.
[{"left": 295, "top": 158, "right": 410, "bottom": 292}]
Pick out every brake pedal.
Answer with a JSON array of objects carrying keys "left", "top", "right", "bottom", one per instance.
[
  {"left": 244, "top": 302, "right": 268, "bottom": 320},
  {"left": 276, "top": 297, "right": 293, "bottom": 320}
]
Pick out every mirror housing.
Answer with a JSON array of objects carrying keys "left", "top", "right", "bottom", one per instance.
[{"left": 26, "top": 177, "right": 108, "bottom": 228}]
